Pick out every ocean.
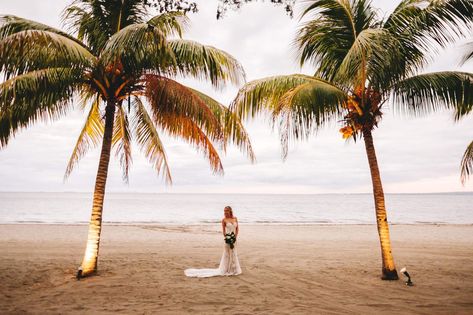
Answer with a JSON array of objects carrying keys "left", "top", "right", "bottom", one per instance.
[{"left": 0, "top": 192, "right": 471, "bottom": 225}]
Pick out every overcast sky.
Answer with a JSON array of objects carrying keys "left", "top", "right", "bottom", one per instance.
[{"left": 0, "top": 0, "right": 472, "bottom": 194}]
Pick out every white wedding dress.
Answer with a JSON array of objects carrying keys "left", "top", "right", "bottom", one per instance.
[{"left": 185, "top": 222, "right": 242, "bottom": 277}]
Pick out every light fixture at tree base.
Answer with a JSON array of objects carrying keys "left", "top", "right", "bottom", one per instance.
[{"left": 400, "top": 267, "right": 414, "bottom": 286}]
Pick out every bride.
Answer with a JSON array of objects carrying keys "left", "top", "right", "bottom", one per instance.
[{"left": 185, "top": 206, "right": 242, "bottom": 277}]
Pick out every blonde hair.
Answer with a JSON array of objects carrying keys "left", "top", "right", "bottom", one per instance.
[{"left": 224, "top": 206, "right": 233, "bottom": 218}]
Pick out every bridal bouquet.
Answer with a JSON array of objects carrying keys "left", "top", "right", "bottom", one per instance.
[{"left": 224, "top": 232, "right": 236, "bottom": 249}]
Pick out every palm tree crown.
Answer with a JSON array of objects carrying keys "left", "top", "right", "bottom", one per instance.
[
  {"left": 0, "top": 0, "right": 254, "bottom": 181},
  {"left": 235, "top": 0, "right": 473, "bottom": 148}
]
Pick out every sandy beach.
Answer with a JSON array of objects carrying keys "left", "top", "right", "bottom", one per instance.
[{"left": 1, "top": 224, "right": 472, "bottom": 314}]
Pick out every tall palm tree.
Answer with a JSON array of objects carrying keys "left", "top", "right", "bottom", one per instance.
[
  {"left": 0, "top": 0, "right": 254, "bottom": 278},
  {"left": 232, "top": 0, "right": 473, "bottom": 280}
]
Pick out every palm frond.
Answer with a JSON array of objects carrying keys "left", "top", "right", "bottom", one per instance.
[
  {"left": 461, "top": 140, "right": 473, "bottom": 185},
  {"left": 154, "top": 112, "right": 224, "bottom": 174},
  {"left": 233, "top": 74, "right": 345, "bottom": 119},
  {"left": 147, "top": 11, "right": 189, "bottom": 38},
  {"left": 188, "top": 88, "right": 256, "bottom": 162},
  {"left": 381, "top": 0, "right": 429, "bottom": 81},
  {"left": 132, "top": 97, "right": 172, "bottom": 184},
  {"left": 275, "top": 78, "right": 347, "bottom": 157},
  {"left": 334, "top": 28, "right": 399, "bottom": 88},
  {"left": 232, "top": 73, "right": 347, "bottom": 158},
  {"left": 62, "top": 4, "right": 109, "bottom": 53},
  {"left": 296, "top": 0, "right": 378, "bottom": 80},
  {"left": 0, "top": 67, "right": 83, "bottom": 148},
  {"left": 0, "top": 15, "right": 89, "bottom": 49},
  {"left": 232, "top": 74, "right": 313, "bottom": 119},
  {"left": 100, "top": 22, "right": 173, "bottom": 75},
  {"left": 62, "top": 0, "right": 148, "bottom": 53},
  {"left": 383, "top": 0, "right": 426, "bottom": 28},
  {"left": 143, "top": 74, "right": 224, "bottom": 174},
  {"left": 382, "top": 0, "right": 473, "bottom": 82},
  {"left": 64, "top": 96, "right": 104, "bottom": 179},
  {"left": 144, "top": 74, "right": 223, "bottom": 142},
  {"left": 385, "top": 0, "right": 473, "bottom": 48},
  {"left": 168, "top": 39, "right": 245, "bottom": 87},
  {"left": 390, "top": 71, "right": 473, "bottom": 117},
  {"left": 112, "top": 104, "right": 133, "bottom": 182},
  {"left": 0, "top": 29, "right": 94, "bottom": 78},
  {"left": 78, "top": 86, "right": 100, "bottom": 110}
]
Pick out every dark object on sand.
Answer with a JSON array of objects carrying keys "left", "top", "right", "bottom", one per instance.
[{"left": 400, "top": 267, "right": 414, "bottom": 286}]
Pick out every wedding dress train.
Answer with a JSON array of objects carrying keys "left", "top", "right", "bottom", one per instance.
[{"left": 184, "top": 222, "right": 242, "bottom": 277}]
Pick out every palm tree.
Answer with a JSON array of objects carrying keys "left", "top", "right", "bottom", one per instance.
[
  {"left": 232, "top": 0, "right": 473, "bottom": 280},
  {"left": 0, "top": 0, "right": 254, "bottom": 278}
]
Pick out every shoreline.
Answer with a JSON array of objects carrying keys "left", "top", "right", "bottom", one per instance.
[
  {"left": 2, "top": 191, "right": 472, "bottom": 195},
  {"left": 1, "top": 222, "right": 473, "bottom": 226}
]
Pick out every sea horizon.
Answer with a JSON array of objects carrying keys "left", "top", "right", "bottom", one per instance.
[{"left": 1, "top": 191, "right": 472, "bottom": 225}]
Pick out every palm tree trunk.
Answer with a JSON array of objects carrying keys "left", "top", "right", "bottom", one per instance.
[
  {"left": 77, "top": 101, "right": 116, "bottom": 279},
  {"left": 362, "top": 128, "right": 399, "bottom": 280}
]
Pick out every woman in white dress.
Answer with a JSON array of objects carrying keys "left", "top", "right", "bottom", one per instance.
[{"left": 185, "top": 206, "right": 242, "bottom": 277}]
